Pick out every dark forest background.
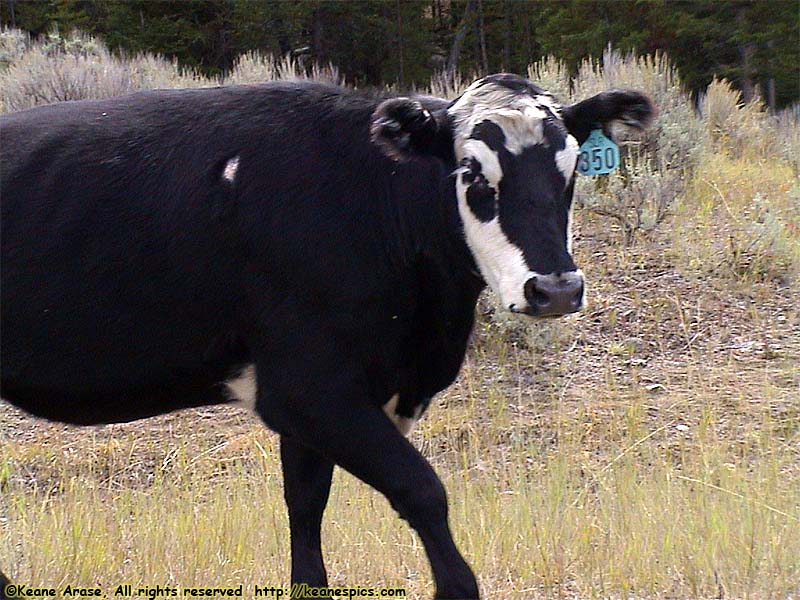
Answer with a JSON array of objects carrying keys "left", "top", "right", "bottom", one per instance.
[{"left": 2, "top": 0, "right": 798, "bottom": 108}]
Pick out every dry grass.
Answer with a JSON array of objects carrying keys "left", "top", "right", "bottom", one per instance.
[
  {"left": 2, "top": 210, "right": 797, "bottom": 597},
  {"left": 674, "top": 153, "right": 799, "bottom": 285},
  {"left": 2, "top": 340, "right": 798, "bottom": 598},
  {"left": 2, "top": 30, "right": 799, "bottom": 600}
]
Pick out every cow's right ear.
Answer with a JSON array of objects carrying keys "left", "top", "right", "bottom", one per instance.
[{"left": 371, "top": 98, "right": 452, "bottom": 162}]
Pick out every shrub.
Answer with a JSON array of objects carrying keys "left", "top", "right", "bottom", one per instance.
[
  {"left": 428, "top": 69, "right": 473, "bottom": 99},
  {"left": 584, "top": 151, "right": 683, "bottom": 243},
  {"left": 699, "top": 78, "right": 800, "bottom": 172},
  {"left": 226, "top": 51, "right": 340, "bottom": 86},
  {"left": 527, "top": 55, "right": 571, "bottom": 102},
  {"left": 568, "top": 48, "right": 700, "bottom": 243},
  {"left": 774, "top": 104, "right": 800, "bottom": 174},
  {"left": 0, "top": 30, "right": 348, "bottom": 114},
  {"left": 0, "top": 29, "right": 212, "bottom": 113},
  {"left": 698, "top": 78, "right": 771, "bottom": 159},
  {"left": 0, "top": 27, "right": 30, "bottom": 70},
  {"left": 678, "top": 78, "right": 799, "bottom": 285},
  {"left": 675, "top": 153, "right": 799, "bottom": 285}
]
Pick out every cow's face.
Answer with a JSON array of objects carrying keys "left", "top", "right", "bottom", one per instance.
[
  {"left": 371, "top": 74, "right": 654, "bottom": 317},
  {"left": 447, "top": 75, "right": 583, "bottom": 315}
]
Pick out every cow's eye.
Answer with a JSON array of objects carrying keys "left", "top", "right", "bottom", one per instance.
[{"left": 464, "top": 173, "right": 496, "bottom": 222}]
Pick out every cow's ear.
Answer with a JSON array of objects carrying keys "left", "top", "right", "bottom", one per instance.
[
  {"left": 371, "top": 98, "right": 453, "bottom": 162},
  {"left": 562, "top": 90, "right": 655, "bottom": 145}
]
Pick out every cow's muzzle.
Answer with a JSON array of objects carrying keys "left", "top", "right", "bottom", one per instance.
[{"left": 522, "top": 272, "right": 584, "bottom": 317}]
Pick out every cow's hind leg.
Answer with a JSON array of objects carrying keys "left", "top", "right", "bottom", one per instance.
[{"left": 280, "top": 436, "right": 334, "bottom": 593}]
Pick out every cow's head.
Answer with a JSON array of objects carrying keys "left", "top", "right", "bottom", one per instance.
[{"left": 371, "top": 74, "right": 654, "bottom": 317}]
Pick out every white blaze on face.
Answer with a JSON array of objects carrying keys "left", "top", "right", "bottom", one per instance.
[
  {"left": 449, "top": 81, "right": 560, "bottom": 154},
  {"left": 558, "top": 135, "right": 579, "bottom": 254},
  {"left": 454, "top": 142, "right": 531, "bottom": 310},
  {"left": 556, "top": 134, "right": 579, "bottom": 180},
  {"left": 461, "top": 138, "right": 502, "bottom": 183},
  {"left": 565, "top": 205, "right": 573, "bottom": 254}
]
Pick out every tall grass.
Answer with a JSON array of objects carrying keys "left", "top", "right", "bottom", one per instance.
[
  {"left": 0, "top": 29, "right": 213, "bottom": 112},
  {"left": 2, "top": 350, "right": 797, "bottom": 598},
  {"left": 226, "top": 51, "right": 340, "bottom": 86},
  {"left": 1, "top": 27, "right": 798, "bottom": 599},
  {"left": 0, "top": 29, "right": 342, "bottom": 114}
]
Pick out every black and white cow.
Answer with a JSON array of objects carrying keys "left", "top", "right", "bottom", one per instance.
[{"left": 0, "top": 74, "right": 653, "bottom": 599}]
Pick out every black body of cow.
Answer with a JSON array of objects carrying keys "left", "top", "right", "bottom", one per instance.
[
  {"left": 1, "top": 83, "right": 477, "bottom": 424},
  {"left": 1, "top": 77, "right": 653, "bottom": 599}
]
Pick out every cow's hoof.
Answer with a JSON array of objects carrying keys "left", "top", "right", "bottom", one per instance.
[
  {"left": 434, "top": 586, "right": 480, "bottom": 600},
  {"left": 1, "top": 571, "right": 13, "bottom": 600}
]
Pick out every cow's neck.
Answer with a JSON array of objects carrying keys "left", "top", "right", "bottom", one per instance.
[
  {"left": 414, "top": 161, "right": 484, "bottom": 298},
  {"left": 387, "top": 168, "right": 485, "bottom": 404}
]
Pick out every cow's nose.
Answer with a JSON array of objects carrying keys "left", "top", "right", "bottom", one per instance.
[{"left": 524, "top": 273, "right": 584, "bottom": 316}]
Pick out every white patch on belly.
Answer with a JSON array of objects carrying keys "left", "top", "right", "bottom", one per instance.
[
  {"left": 222, "top": 156, "right": 240, "bottom": 183},
  {"left": 225, "top": 363, "right": 256, "bottom": 412},
  {"left": 382, "top": 394, "right": 423, "bottom": 436}
]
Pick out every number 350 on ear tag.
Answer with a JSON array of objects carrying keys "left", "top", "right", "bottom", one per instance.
[{"left": 577, "top": 129, "right": 620, "bottom": 176}]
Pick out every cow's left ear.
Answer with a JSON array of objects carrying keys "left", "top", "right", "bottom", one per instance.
[
  {"left": 371, "top": 98, "right": 453, "bottom": 162},
  {"left": 562, "top": 90, "right": 655, "bottom": 145}
]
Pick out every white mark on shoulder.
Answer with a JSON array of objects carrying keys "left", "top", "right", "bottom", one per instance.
[
  {"left": 225, "top": 363, "right": 256, "bottom": 412},
  {"left": 382, "top": 394, "right": 422, "bottom": 436},
  {"left": 222, "top": 155, "right": 240, "bottom": 184}
]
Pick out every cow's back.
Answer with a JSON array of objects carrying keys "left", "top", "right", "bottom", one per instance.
[{"left": 0, "top": 88, "right": 274, "bottom": 421}]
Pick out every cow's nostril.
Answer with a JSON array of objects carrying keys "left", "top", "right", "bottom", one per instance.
[
  {"left": 531, "top": 288, "right": 550, "bottom": 307},
  {"left": 524, "top": 277, "right": 551, "bottom": 308},
  {"left": 525, "top": 277, "right": 551, "bottom": 309}
]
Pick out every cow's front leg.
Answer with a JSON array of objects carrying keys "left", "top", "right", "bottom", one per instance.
[
  {"left": 258, "top": 369, "right": 478, "bottom": 599},
  {"left": 1, "top": 570, "right": 11, "bottom": 600},
  {"left": 280, "top": 436, "right": 334, "bottom": 593}
]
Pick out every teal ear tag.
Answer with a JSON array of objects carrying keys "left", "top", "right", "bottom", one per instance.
[{"left": 577, "top": 129, "right": 620, "bottom": 176}]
